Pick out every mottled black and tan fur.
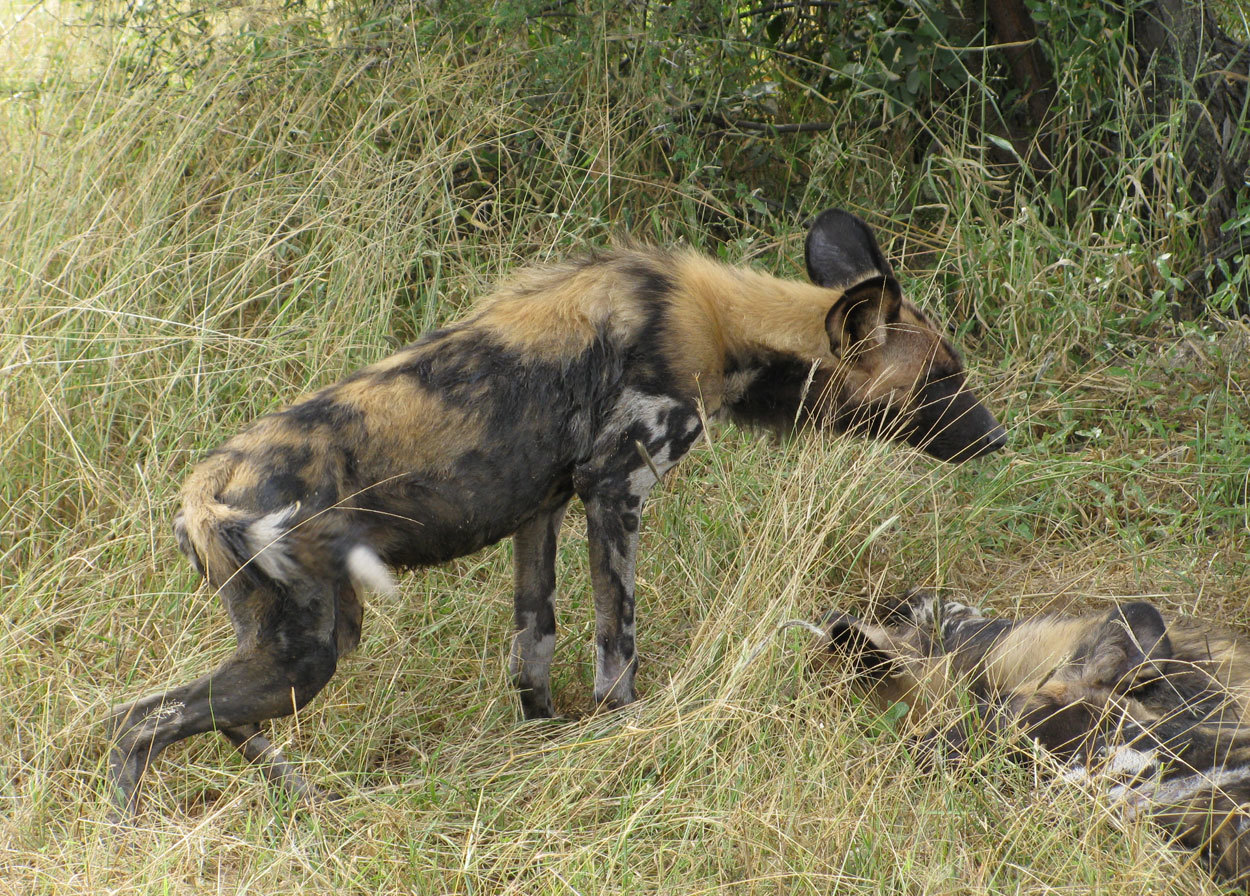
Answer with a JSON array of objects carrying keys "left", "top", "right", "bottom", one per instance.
[
  {"left": 109, "top": 210, "right": 1005, "bottom": 814},
  {"left": 821, "top": 590, "right": 1250, "bottom": 888}
]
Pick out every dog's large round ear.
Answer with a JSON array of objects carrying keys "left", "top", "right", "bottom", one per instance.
[
  {"left": 825, "top": 276, "right": 903, "bottom": 353},
  {"left": 805, "top": 208, "right": 894, "bottom": 288},
  {"left": 821, "top": 611, "right": 899, "bottom": 682}
]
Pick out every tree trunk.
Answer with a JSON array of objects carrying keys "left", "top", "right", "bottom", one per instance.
[
  {"left": 981, "top": 0, "right": 1056, "bottom": 171},
  {"left": 1130, "top": 0, "right": 1249, "bottom": 310}
]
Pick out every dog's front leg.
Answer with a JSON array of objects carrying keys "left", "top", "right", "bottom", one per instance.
[
  {"left": 583, "top": 490, "right": 645, "bottom": 710},
  {"left": 510, "top": 503, "right": 569, "bottom": 719},
  {"left": 576, "top": 390, "right": 704, "bottom": 711}
]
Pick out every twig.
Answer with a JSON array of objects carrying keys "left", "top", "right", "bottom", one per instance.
[
  {"left": 739, "top": 619, "right": 830, "bottom": 670},
  {"left": 742, "top": 1, "right": 843, "bottom": 17},
  {"left": 728, "top": 119, "right": 833, "bottom": 134}
]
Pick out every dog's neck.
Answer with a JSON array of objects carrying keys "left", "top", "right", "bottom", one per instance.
[
  {"left": 675, "top": 252, "right": 838, "bottom": 362},
  {"left": 661, "top": 253, "right": 839, "bottom": 408}
]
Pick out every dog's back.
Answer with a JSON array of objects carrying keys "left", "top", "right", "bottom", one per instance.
[{"left": 174, "top": 251, "right": 662, "bottom": 583}]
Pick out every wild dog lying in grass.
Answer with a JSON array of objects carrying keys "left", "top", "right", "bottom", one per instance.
[
  {"left": 821, "top": 590, "right": 1250, "bottom": 888},
  {"left": 109, "top": 210, "right": 1005, "bottom": 814}
]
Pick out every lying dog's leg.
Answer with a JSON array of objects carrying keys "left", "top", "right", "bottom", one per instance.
[
  {"left": 510, "top": 503, "right": 569, "bottom": 720},
  {"left": 109, "top": 580, "right": 340, "bottom": 815},
  {"left": 1143, "top": 778, "right": 1250, "bottom": 887},
  {"left": 575, "top": 390, "right": 704, "bottom": 711}
]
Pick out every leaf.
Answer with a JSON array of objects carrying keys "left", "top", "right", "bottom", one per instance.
[
  {"left": 986, "top": 133, "right": 1022, "bottom": 161},
  {"left": 905, "top": 68, "right": 923, "bottom": 97}
]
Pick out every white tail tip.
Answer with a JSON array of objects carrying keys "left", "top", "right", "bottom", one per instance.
[
  {"left": 346, "top": 545, "right": 397, "bottom": 597},
  {"left": 247, "top": 503, "right": 301, "bottom": 583}
]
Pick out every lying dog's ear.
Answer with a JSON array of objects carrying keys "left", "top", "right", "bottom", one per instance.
[
  {"left": 825, "top": 276, "right": 903, "bottom": 353},
  {"left": 805, "top": 208, "right": 894, "bottom": 288},
  {"left": 1081, "top": 600, "right": 1173, "bottom": 691},
  {"left": 822, "top": 611, "right": 901, "bottom": 682}
]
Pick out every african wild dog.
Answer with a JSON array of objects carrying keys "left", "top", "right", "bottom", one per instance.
[
  {"left": 821, "top": 590, "right": 1250, "bottom": 888},
  {"left": 109, "top": 209, "right": 1005, "bottom": 814}
]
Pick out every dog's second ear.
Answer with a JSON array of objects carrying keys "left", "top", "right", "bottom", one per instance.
[
  {"left": 805, "top": 208, "right": 894, "bottom": 288},
  {"left": 825, "top": 276, "right": 903, "bottom": 353}
]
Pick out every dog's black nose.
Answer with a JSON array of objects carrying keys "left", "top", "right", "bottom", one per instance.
[
  {"left": 982, "top": 424, "right": 1008, "bottom": 455},
  {"left": 959, "top": 425, "right": 1007, "bottom": 460}
]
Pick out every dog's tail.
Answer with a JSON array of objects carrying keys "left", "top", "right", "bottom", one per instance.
[{"left": 173, "top": 463, "right": 396, "bottom": 598}]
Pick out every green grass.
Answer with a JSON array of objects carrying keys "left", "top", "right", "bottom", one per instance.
[{"left": 2, "top": 2, "right": 1248, "bottom": 893}]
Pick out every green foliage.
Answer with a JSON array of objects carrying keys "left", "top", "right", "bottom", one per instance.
[
  {"left": 85, "top": 0, "right": 1224, "bottom": 317},
  {"left": 1208, "top": 188, "right": 1250, "bottom": 315},
  {"left": 749, "top": 0, "right": 975, "bottom": 114}
]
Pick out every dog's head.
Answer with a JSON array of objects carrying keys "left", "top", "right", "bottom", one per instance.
[
  {"left": 816, "top": 590, "right": 975, "bottom": 715},
  {"left": 803, "top": 209, "right": 1006, "bottom": 462}
]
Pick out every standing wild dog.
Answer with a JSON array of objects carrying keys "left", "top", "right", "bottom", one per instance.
[
  {"left": 109, "top": 210, "right": 1005, "bottom": 814},
  {"left": 820, "top": 590, "right": 1250, "bottom": 888}
]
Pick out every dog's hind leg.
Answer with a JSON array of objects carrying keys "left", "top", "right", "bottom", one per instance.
[
  {"left": 222, "top": 723, "right": 338, "bottom": 801},
  {"left": 109, "top": 580, "right": 340, "bottom": 815},
  {"left": 509, "top": 502, "right": 569, "bottom": 720}
]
